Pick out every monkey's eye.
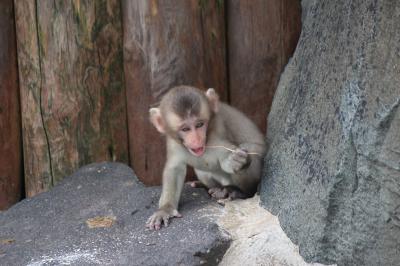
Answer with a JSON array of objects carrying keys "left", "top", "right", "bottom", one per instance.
[
  {"left": 181, "top": 127, "right": 190, "bottom": 132},
  {"left": 195, "top": 121, "right": 204, "bottom": 128}
]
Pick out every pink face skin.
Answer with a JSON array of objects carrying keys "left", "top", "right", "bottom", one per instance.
[{"left": 178, "top": 117, "right": 208, "bottom": 157}]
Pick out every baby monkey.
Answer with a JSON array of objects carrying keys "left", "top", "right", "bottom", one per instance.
[{"left": 146, "top": 85, "right": 266, "bottom": 230}]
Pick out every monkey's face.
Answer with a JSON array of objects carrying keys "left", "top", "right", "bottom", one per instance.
[
  {"left": 149, "top": 86, "right": 216, "bottom": 157},
  {"left": 177, "top": 116, "right": 208, "bottom": 157}
]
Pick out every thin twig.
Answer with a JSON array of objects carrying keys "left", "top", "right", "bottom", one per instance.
[{"left": 206, "top": 145, "right": 261, "bottom": 155}]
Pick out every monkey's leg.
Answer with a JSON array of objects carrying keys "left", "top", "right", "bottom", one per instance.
[
  {"left": 194, "top": 169, "right": 231, "bottom": 199},
  {"left": 193, "top": 169, "right": 221, "bottom": 188},
  {"left": 194, "top": 171, "right": 245, "bottom": 200},
  {"left": 230, "top": 154, "right": 262, "bottom": 198}
]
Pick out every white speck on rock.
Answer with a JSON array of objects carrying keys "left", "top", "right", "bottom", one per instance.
[{"left": 27, "top": 250, "right": 101, "bottom": 266}]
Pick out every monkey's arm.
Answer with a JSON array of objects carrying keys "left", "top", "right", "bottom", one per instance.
[
  {"left": 146, "top": 143, "right": 187, "bottom": 230},
  {"left": 159, "top": 160, "right": 187, "bottom": 210},
  {"left": 219, "top": 148, "right": 250, "bottom": 174},
  {"left": 210, "top": 139, "right": 250, "bottom": 174}
]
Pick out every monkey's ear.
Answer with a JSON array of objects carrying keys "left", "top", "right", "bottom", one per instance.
[
  {"left": 149, "top": 108, "right": 166, "bottom": 134},
  {"left": 206, "top": 88, "right": 219, "bottom": 112}
]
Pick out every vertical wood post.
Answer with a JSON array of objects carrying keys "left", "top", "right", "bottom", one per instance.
[
  {"left": 123, "top": 0, "right": 227, "bottom": 185},
  {"left": 15, "top": 0, "right": 128, "bottom": 197},
  {"left": 0, "top": 0, "right": 22, "bottom": 209},
  {"left": 227, "top": 0, "right": 301, "bottom": 132}
]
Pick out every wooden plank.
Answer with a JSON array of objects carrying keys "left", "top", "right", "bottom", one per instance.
[
  {"left": 15, "top": 0, "right": 128, "bottom": 196},
  {"left": 14, "top": 0, "right": 52, "bottom": 197},
  {"left": 227, "top": 0, "right": 301, "bottom": 132},
  {"left": 123, "top": 0, "right": 227, "bottom": 185},
  {"left": 0, "top": 0, "right": 22, "bottom": 209}
]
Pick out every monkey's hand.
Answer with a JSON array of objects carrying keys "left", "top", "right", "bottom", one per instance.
[
  {"left": 221, "top": 148, "right": 251, "bottom": 174},
  {"left": 146, "top": 206, "right": 182, "bottom": 230}
]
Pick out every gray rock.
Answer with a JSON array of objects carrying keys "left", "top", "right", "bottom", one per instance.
[
  {"left": 260, "top": 1, "right": 400, "bottom": 266},
  {"left": 0, "top": 162, "right": 229, "bottom": 266}
]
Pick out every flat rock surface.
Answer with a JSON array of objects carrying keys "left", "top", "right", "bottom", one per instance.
[{"left": 0, "top": 163, "right": 228, "bottom": 266}]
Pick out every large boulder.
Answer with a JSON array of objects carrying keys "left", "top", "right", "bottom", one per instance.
[{"left": 260, "top": 1, "right": 400, "bottom": 265}]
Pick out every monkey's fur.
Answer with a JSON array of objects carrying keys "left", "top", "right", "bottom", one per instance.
[{"left": 146, "top": 86, "right": 265, "bottom": 230}]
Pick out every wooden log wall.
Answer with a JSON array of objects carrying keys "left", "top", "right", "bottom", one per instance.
[
  {"left": 1, "top": 0, "right": 301, "bottom": 208},
  {"left": 122, "top": 0, "right": 227, "bottom": 185},
  {"left": 14, "top": 0, "right": 128, "bottom": 198},
  {"left": 0, "top": 0, "right": 22, "bottom": 209},
  {"left": 227, "top": 0, "right": 301, "bottom": 132}
]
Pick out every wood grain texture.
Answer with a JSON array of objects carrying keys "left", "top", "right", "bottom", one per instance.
[
  {"left": 14, "top": 0, "right": 51, "bottom": 197},
  {"left": 123, "top": 0, "right": 227, "bottom": 185},
  {"left": 0, "top": 0, "right": 22, "bottom": 209},
  {"left": 227, "top": 0, "right": 301, "bottom": 132},
  {"left": 15, "top": 0, "right": 128, "bottom": 196}
]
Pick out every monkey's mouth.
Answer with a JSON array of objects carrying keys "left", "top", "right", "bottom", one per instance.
[{"left": 189, "top": 146, "right": 205, "bottom": 157}]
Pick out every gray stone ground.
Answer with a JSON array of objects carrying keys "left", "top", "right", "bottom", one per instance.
[
  {"left": 0, "top": 162, "right": 229, "bottom": 266},
  {"left": 1, "top": 162, "right": 334, "bottom": 266}
]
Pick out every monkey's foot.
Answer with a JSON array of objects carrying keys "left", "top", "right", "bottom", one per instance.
[
  {"left": 217, "top": 198, "right": 231, "bottom": 206},
  {"left": 208, "top": 187, "right": 248, "bottom": 200},
  {"left": 227, "top": 189, "right": 248, "bottom": 200},
  {"left": 208, "top": 187, "right": 230, "bottom": 199},
  {"left": 146, "top": 208, "right": 182, "bottom": 230}
]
